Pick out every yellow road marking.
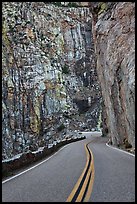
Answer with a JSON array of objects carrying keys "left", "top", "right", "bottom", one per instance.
[
  {"left": 66, "top": 144, "right": 89, "bottom": 202},
  {"left": 66, "top": 142, "right": 95, "bottom": 202},
  {"left": 75, "top": 166, "right": 91, "bottom": 202},
  {"left": 76, "top": 144, "right": 94, "bottom": 202},
  {"left": 83, "top": 148, "right": 95, "bottom": 202}
]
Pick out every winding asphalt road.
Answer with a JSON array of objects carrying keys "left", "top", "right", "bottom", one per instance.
[{"left": 2, "top": 132, "right": 135, "bottom": 202}]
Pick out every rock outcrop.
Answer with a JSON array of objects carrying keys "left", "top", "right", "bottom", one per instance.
[
  {"left": 2, "top": 2, "right": 101, "bottom": 159},
  {"left": 90, "top": 2, "right": 135, "bottom": 148},
  {"left": 3, "top": 2, "right": 134, "bottom": 161}
]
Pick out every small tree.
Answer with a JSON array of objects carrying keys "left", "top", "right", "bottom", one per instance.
[
  {"left": 57, "top": 124, "right": 65, "bottom": 132},
  {"left": 62, "top": 64, "right": 70, "bottom": 74}
]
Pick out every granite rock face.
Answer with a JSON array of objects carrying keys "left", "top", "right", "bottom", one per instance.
[
  {"left": 3, "top": 2, "right": 134, "bottom": 161},
  {"left": 2, "top": 2, "right": 101, "bottom": 159},
  {"left": 91, "top": 2, "right": 135, "bottom": 147}
]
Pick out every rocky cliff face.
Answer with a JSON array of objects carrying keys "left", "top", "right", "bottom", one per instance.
[
  {"left": 90, "top": 2, "right": 135, "bottom": 148},
  {"left": 3, "top": 2, "right": 134, "bottom": 160},
  {"left": 2, "top": 2, "right": 101, "bottom": 159}
]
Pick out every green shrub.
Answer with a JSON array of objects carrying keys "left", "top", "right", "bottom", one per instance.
[
  {"left": 62, "top": 64, "right": 70, "bottom": 74},
  {"left": 57, "top": 124, "right": 65, "bottom": 132},
  {"left": 67, "top": 2, "right": 78, "bottom": 7},
  {"left": 98, "top": 2, "right": 107, "bottom": 15},
  {"left": 52, "top": 2, "right": 62, "bottom": 7}
]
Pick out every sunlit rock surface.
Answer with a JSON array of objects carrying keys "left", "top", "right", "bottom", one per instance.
[{"left": 2, "top": 2, "right": 101, "bottom": 159}]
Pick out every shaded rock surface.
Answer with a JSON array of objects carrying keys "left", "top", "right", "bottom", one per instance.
[{"left": 90, "top": 2, "right": 135, "bottom": 148}]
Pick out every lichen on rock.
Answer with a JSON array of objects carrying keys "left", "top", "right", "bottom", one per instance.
[{"left": 2, "top": 2, "right": 101, "bottom": 160}]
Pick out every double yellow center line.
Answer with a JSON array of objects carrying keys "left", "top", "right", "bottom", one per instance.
[{"left": 66, "top": 142, "right": 95, "bottom": 202}]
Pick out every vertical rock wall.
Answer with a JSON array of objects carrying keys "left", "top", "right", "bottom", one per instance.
[
  {"left": 90, "top": 2, "right": 135, "bottom": 147},
  {"left": 2, "top": 2, "right": 101, "bottom": 159}
]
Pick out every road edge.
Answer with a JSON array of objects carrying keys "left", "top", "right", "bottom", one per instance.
[
  {"left": 106, "top": 143, "right": 135, "bottom": 157},
  {"left": 2, "top": 137, "right": 85, "bottom": 184}
]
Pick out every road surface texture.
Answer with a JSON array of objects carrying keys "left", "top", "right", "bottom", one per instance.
[{"left": 2, "top": 132, "right": 135, "bottom": 202}]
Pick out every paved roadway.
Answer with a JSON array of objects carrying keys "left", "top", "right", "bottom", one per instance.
[{"left": 2, "top": 132, "right": 135, "bottom": 202}]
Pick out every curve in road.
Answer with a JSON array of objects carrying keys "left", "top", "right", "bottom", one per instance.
[{"left": 66, "top": 141, "right": 95, "bottom": 202}]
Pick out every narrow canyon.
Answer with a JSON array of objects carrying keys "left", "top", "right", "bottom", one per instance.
[{"left": 2, "top": 2, "right": 135, "bottom": 163}]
